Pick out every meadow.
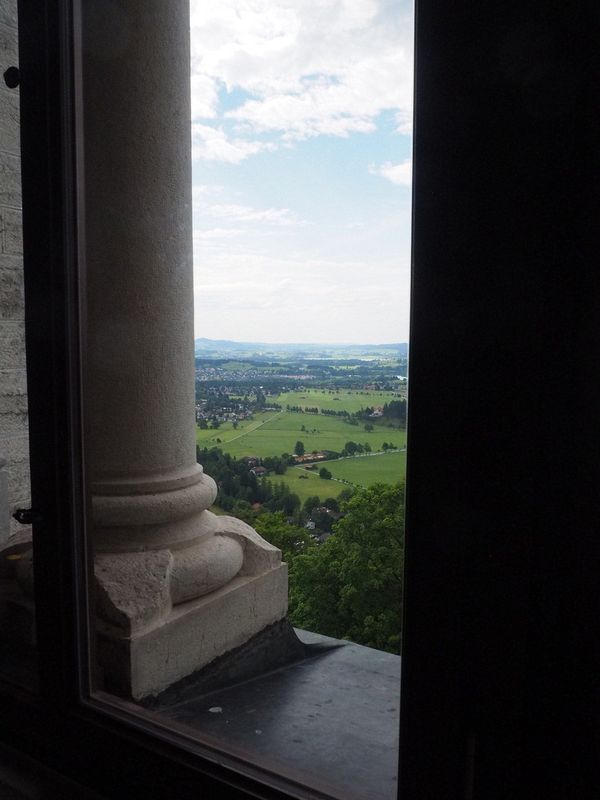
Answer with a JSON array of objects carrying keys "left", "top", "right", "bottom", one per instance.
[
  {"left": 273, "top": 451, "right": 406, "bottom": 503},
  {"left": 196, "top": 410, "right": 405, "bottom": 460},
  {"left": 273, "top": 388, "right": 400, "bottom": 414},
  {"left": 324, "top": 450, "right": 406, "bottom": 485}
]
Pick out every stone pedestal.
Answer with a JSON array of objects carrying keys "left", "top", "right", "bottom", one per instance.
[{"left": 82, "top": 1, "right": 287, "bottom": 699}]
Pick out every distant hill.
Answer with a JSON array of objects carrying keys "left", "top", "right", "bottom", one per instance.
[{"left": 194, "top": 337, "right": 408, "bottom": 359}]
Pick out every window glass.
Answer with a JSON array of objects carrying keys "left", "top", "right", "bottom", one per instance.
[{"left": 79, "top": 2, "right": 412, "bottom": 797}]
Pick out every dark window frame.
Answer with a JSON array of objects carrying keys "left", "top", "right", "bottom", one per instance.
[{"left": 2, "top": 0, "right": 599, "bottom": 798}]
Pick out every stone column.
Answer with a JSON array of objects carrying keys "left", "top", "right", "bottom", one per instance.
[{"left": 82, "top": 0, "right": 287, "bottom": 700}]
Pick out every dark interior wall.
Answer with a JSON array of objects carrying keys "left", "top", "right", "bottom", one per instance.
[{"left": 402, "top": 1, "right": 600, "bottom": 797}]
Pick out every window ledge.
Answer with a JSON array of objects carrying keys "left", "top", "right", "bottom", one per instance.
[{"left": 156, "top": 629, "right": 400, "bottom": 800}]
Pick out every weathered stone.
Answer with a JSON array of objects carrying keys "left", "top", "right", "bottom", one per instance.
[
  {"left": 0, "top": 458, "right": 8, "bottom": 545},
  {"left": 0, "top": 89, "right": 19, "bottom": 155},
  {"left": 0, "top": 321, "right": 25, "bottom": 369},
  {"left": 0, "top": 368, "right": 27, "bottom": 414},
  {"left": 95, "top": 550, "right": 173, "bottom": 636},
  {"left": 0, "top": 432, "right": 29, "bottom": 463},
  {"left": 170, "top": 534, "right": 244, "bottom": 604},
  {"left": 1, "top": 207, "right": 22, "bottom": 254},
  {"left": 0, "top": 411, "right": 28, "bottom": 438},
  {"left": 0, "top": 1, "right": 18, "bottom": 30},
  {"left": 98, "top": 564, "right": 288, "bottom": 700},
  {"left": 0, "top": 253, "right": 22, "bottom": 271},
  {"left": 81, "top": 0, "right": 288, "bottom": 700},
  {"left": 215, "top": 514, "right": 282, "bottom": 575},
  {"left": 0, "top": 20, "right": 18, "bottom": 63},
  {"left": 0, "top": 264, "right": 25, "bottom": 321},
  {"left": 0, "top": 151, "right": 20, "bottom": 207}
]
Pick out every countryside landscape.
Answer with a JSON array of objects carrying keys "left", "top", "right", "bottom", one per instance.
[{"left": 195, "top": 338, "right": 407, "bottom": 653}]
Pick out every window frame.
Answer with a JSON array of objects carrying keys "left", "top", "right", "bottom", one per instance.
[{"left": 2, "top": 0, "right": 599, "bottom": 798}]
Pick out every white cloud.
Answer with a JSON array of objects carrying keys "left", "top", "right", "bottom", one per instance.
[
  {"left": 204, "top": 203, "right": 305, "bottom": 226},
  {"left": 189, "top": 0, "right": 413, "bottom": 154},
  {"left": 192, "top": 248, "right": 410, "bottom": 342},
  {"left": 193, "top": 227, "right": 246, "bottom": 240},
  {"left": 191, "top": 122, "right": 275, "bottom": 164},
  {"left": 370, "top": 159, "right": 412, "bottom": 186},
  {"left": 190, "top": 74, "right": 219, "bottom": 119}
]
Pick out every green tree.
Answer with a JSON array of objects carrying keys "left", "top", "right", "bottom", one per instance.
[
  {"left": 324, "top": 497, "right": 339, "bottom": 512},
  {"left": 319, "top": 467, "right": 332, "bottom": 480},
  {"left": 289, "top": 483, "right": 404, "bottom": 654},
  {"left": 294, "top": 440, "right": 305, "bottom": 456},
  {"left": 364, "top": 423, "right": 374, "bottom": 432},
  {"left": 254, "top": 511, "right": 316, "bottom": 564},
  {"left": 303, "top": 495, "right": 321, "bottom": 516},
  {"left": 198, "top": 418, "right": 208, "bottom": 430}
]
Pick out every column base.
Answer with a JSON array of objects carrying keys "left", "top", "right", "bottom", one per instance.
[{"left": 97, "top": 563, "right": 288, "bottom": 700}]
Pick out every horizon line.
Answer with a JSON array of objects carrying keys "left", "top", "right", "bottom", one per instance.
[{"left": 195, "top": 336, "right": 408, "bottom": 347}]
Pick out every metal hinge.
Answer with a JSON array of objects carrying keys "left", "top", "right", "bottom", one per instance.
[{"left": 12, "top": 508, "right": 43, "bottom": 526}]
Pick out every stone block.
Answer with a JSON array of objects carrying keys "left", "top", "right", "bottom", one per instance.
[
  {"left": 0, "top": 253, "right": 22, "bottom": 271},
  {"left": 1, "top": 207, "right": 22, "bottom": 254},
  {"left": 0, "top": 20, "right": 18, "bottom": 63},
  {"left": 0, "top": 408, "right": 28, "bottom": 437},
  {"left": 5, "top": 448, "right": 30, "bottom": 497},
  {"left": 0, "top": 87, "right": 19, "bottom": 155},
  {"left": 0, "top": 321, "right": 25, "bottom": 368},
  {"left": 0, "top": 3, "right": 18, "bottom": 32},
  {"left": 0, "top": 431, "right": 29, "bottom": 463},
  {"left": 0, "top": 266, "right": 24, "bottom": 320},
  {"left": 0, "top": 460, "right": 9, "bottom": 545},
  {"left": 0, "top": 368, "right": 27, "bottom": 414},
  {"left": 97, "top": 564, "right": 289, "bottom": 700},
  {"left": 0, "top": 151, "right": 20, "bottom": 207}
]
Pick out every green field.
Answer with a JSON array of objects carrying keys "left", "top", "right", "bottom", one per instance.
[
  {"left": 274, "top": 467, "right": 343, "bottom": 503},
  {"left": 273, "top": 389, "right": 400, "bottom": 414},
  {"left": 324, "top": 451, "right": 405, "bottom": 486},
  {"left": 268, "top": 451, "right": 405, "bottom": 504},
  {"left": 197, "top": 410, "right": 405, "bottom": 460}
]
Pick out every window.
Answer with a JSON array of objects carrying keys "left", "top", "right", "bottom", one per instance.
[{"left": 1, "top": 1, "right": 599, "bottom": 799}]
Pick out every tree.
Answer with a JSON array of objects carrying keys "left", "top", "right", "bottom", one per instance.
[
  {"left": 289, "top": 483, "right": 404, "bottom": 654},
  {"left": 198, "top": 418, "right": 208, "bottom": 429},
  {"left": 303, "top": 495, "right": 321, "bottom": 516},
  {"left": 254, "top": 512, "right": 316, "bottom": 564},
  {"left": 319, "top": 467, "right": 332, "bottom": 480},
  {"left": 294, "top": 440, "right": 305, "bottom": 456},
  {"left": 364, "top": 423, "right": 374, "bottom": 432}
]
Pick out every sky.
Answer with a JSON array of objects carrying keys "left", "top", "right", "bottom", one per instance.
[{"left": 190, "top": 0, "right": 414, "bottom": 345}]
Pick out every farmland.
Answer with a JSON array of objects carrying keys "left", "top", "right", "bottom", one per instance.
[
  {"left": 273, "top": 388, "right": 400, "bottom": 414},
  {"left": 196, "top": 409, "right": 405, "bottom": 460},
  {"left": 325, "top": 450, "right": 405, "bottom": 485},
  {"left": 195, "top": 350, "right": 407, "bottom": 506},
  {"left": 276, "top": 451, "right": 406, "bottom": 503}
]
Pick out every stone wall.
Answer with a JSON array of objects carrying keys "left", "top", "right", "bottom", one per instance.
[{"left": 0, "top": 0, "right": 29, "bottom": 543}]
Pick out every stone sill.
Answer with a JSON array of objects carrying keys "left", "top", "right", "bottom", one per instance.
[{"left": 155, "top": 628, "right": 400, "bottom": 800}]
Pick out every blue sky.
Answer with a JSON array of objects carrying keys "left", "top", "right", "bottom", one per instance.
[{"left": 190, "top": 0, "right": 413, "bottom": 344}]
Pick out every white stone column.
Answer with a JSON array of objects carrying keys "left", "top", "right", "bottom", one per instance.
[{"left": 82, "top": 0, "right": 287, "bottom": 700}]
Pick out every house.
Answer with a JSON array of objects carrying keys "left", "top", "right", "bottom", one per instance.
[{"left": 250, "top": 466, "right": 268, "bottom": 478}]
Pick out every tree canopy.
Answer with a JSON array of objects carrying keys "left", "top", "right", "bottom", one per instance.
[{"left": 289, "top": 482, "right": 404, "bottom": 654}]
